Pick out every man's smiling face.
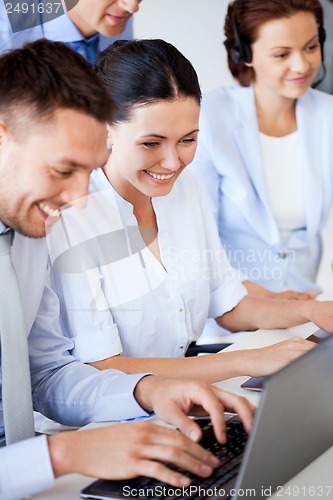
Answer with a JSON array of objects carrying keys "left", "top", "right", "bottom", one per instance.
[{"left": 0, "top": 108, "right": 108, "bottom": 238}]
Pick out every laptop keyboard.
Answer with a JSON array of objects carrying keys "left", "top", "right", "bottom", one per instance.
[
  {"left": 173, "top": 417, "right": 247, "bottom": 498},
  {"left": 82, "top": 417, "right": 248, "bottom": 500}
]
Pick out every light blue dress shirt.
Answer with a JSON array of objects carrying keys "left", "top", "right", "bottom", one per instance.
[
  {"left": 47, "top": 169, "right": 247, "bottom": 363},
  {"left": 0, "top": 222, "right": 151, "bottom": 499},
  {"left": 0, "top": 1, "right": 134, "bottom": 61}
]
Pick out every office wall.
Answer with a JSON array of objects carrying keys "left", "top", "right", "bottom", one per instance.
[
  {"left": 134, "top": 0, "right": 232, "bottom": 93},
  {"left": 134, "top": 0, "right": 333, "bottom": 292}
]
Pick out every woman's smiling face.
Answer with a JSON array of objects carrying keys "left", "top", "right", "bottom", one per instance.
[
  {"left": 105, "top": 97, "right": 200, "bottom": 202},
  {"left": 250, "top": 11, "right": 322, "bottom": 100}
]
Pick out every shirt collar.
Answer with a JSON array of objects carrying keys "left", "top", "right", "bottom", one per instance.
[
  {"left": 0, "top": 223, "right": 14, "bottom": 243},
  {"left": 42, "top": 11, "right": 97, "bottom": 43},
  {"left": 0, "top": 222, "right": 9, "bottom": 235}
]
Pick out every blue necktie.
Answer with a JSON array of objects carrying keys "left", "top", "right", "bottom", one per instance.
[{"left": 68, "top": 35, "right": 99, "bottom": 65}]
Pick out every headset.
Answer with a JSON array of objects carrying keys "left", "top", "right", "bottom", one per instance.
[
  {"left": 230, "top": 0, "right": 327, "bottom": 65},
  {"left": 230, "top": 1, "right": 252, "bottom": 64}
]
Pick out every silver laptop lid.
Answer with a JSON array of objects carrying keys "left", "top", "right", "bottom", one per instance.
[{"left": 234, "top": 336, "right": 333, "bottom": 499}]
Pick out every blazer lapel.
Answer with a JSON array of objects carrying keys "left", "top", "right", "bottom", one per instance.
[
  {"left": 232, "top": 87, "right": 280, "bottom": 245},
  {"left": 296, "top": 91, "right": 323, "bottom": 243}
]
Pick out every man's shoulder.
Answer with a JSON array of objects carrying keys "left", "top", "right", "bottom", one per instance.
[{"left": 0, "top": 2, "right": 45, "bottom": 53}]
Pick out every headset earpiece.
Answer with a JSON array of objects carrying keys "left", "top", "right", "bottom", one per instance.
[
  {"left": 230, "top": 1, "right": 252, "bottom": 64},
  {"left": 318, "top": 23, "right": 326, "bottom": 62}
]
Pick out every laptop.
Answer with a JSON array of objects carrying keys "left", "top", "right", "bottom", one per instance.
[{"left": 81, "top": 334, "right": 333, "bottom": 500}]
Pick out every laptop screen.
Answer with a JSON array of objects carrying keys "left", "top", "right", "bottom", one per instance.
[{"left": 234, "top": 335, "right": 333, "bottom": 498}]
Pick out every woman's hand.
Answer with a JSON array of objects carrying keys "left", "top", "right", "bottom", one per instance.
[
  {"left": 303, "top": 300, "right": 333, "bottom": 333},
  {"left": 242, "top": 280, "right": 317, "bottom": 300},
  {"left": 240, "top": 337, "right": 316, "bottom": 378},
  {"left": 269, "top": 290, "right": 317, "bottom": 300}
]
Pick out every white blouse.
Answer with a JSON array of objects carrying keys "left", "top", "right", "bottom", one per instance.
[
  {"left": 259, "top": 131, "right": 306, "bottom": 242},
  {"left": 47, "top": 168, "right": 247, "bottom": 362}
]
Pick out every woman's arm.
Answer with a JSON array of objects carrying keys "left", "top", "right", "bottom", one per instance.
[
  {"left": 217, "top": 295, "right": 333, "bottom": 333},
  {"left": 89, "top": 294, "right": 333, "bottom": 383},
  {"left": 89, "top": 336, "right": 314, "bottom": 383}
]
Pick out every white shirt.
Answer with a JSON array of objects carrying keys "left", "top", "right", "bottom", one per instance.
[
  {"left": 260, "top": 131, "right": 306, "bottom": 242},
  {"left": 48, "top": 169, "right": 247, "bottom": 363}
]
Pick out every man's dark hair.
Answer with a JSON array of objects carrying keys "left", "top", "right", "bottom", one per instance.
[{"left": 0, "top": 39, "right": 116, "bottom": 132}]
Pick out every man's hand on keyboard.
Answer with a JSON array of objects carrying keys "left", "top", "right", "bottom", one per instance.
[
  {"left": 48, "top": 420, "right": 220, "bottom": 487},
  {"left": 134, "top": 376, "right": 255, "bottom": 444},
  {"left": 48, "top": 377, "right": 254, "bottom": 488}
]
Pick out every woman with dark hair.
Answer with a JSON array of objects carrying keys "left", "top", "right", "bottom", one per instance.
[
  {"left": 190, "top": 0, "right": 333, "bottom": 300},
  {"left": 47, "top": 38, "right": 333, "bottom": 384}
]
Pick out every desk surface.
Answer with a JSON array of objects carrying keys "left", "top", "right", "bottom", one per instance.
[
  {"left": 32, "top": 291, "right": 333, "bottom": 499},
  {"left": 32, "top": 447, "right": 333, "bottom": 499}
]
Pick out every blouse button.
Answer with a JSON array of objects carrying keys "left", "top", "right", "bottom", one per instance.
[
  {"left": 179, "top": 345, "right": 184, "bottom": 349},
  {"left": 179, "top": 308, "right": 183, "bottom": 312}
]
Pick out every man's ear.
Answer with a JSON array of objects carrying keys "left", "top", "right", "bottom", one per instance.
[{"left": 0, "top": 122, "right": 9, "bottom": 147}]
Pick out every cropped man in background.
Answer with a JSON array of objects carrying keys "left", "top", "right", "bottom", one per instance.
[{"left": 0, "top": 0, "right": 141, "bottom": 62}]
